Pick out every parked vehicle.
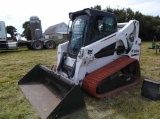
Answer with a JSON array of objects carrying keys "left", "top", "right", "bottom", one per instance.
[
  {"left": 0, "top": 17, "right": 56, "bottom": 50},
  {"left": 19, "top": 8, "right": 141, "bottom": 119}
]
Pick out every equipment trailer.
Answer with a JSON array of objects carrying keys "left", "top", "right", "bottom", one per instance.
[
  {"left": 19, "top": 8, "right": 141, "bottom": 119},
  {"left": 0, "top": 17, "right": 56, "bottom": 50}
]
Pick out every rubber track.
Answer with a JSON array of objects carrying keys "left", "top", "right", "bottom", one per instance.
[{"left": 82, "top": 56, "right": 141, "bottom": 98}]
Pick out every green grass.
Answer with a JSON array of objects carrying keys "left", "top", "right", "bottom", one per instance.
[{"left": 0, "top": 43, "right": 160, "bottom": 119}]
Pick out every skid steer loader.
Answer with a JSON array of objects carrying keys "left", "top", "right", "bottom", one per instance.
[{"left": 18, "top": 8, "right": 141, "bottom": 119}]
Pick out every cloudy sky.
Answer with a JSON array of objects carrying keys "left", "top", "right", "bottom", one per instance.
[{"left": 0, "top": 0, "right": 160, "bottom": 34}]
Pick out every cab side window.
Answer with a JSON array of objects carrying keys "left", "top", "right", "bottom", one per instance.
[{"left": 90, "top": 16, "right": 115, "bottom": 44}]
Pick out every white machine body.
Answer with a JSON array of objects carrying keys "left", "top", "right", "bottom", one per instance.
[{"left": 56, "top": 20, "right": 141, "bottom": 85}]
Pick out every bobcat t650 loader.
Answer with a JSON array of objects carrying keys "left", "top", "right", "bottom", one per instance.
[{"left": 18, "top": 8, "right": 141, "bottom": 119}]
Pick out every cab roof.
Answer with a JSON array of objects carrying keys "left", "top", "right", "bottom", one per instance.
[{"left": 69, "top": 8, "right": 116, "bottom": 20}]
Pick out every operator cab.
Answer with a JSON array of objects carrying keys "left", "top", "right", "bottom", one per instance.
[{"left": 68, "top": 8, "right": 117, "bottom": 58}]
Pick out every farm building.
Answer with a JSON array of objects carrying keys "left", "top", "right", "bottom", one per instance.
[{"left": 44, "top": 22, "right": 68, "bottom": 40}]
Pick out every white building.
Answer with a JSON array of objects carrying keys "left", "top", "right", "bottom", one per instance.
[{"left": 44, "top": 22, "right": 68, "bottom": 40}]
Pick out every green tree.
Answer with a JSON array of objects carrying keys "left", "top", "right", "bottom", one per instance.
[
  {"left": 22, "top": 21, "right": 31, "bottom": 40},
  {"left": 6, "top": 25, "right": 17, "bottom": 40},
  {"left": 125, "top": 8, "right": 135, "bottom": 21},
  {"left": 91, "top": 5, "right": 101, "bottom": 10}
]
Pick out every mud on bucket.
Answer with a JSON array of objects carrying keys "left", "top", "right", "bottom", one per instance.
[{"left": 18, "top": 64, "right": 85, "bottom": 119}]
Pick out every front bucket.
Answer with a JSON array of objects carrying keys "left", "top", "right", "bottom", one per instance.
[{"left": 18, "top": 65, "right": 85, "bottom": 119}]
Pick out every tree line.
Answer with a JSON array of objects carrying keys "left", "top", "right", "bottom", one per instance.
[
  {"left": 6, "top": 21, "right": 31, "bottom": 41},
  {"left": 6, "top": 5, "right": 160, "bottom": 41}
]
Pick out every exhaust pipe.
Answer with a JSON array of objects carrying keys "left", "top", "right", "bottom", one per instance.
[{"left": 18, "top": 65, "right": 85, "bottom": 119}]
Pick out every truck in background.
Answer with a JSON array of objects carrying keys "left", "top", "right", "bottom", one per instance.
[
  {"left": 0, "top": 21, "right": 18, "bottom": 50},
  {"left": 0, "top": 16, "right": 56, "bottom": 50}
]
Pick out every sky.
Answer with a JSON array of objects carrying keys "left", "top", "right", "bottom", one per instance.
[{"left": 0, "top": 0, "right": 160, "bottom": 34}]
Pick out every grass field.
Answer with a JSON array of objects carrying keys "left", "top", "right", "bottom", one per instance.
[{"left": 0, "top": 42, "right": 160, "bottom": 119}]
